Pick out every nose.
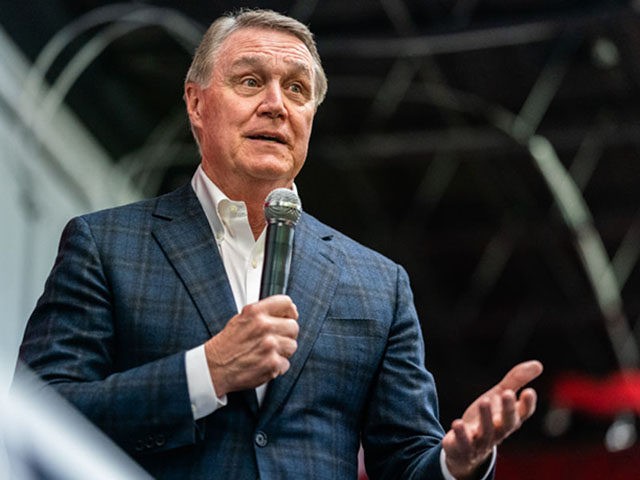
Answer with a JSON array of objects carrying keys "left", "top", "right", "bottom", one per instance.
[{"left": 257, "top": 82, "right": 286, "bottom": 119}]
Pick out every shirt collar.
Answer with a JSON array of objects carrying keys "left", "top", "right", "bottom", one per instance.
[{"left": 190, "top": 164, "right": 299, "bottom": 242}]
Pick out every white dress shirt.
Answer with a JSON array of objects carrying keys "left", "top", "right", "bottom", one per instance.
[
  {"left": 185, "top": 165, "right": 495, "bottom": 479},
  {"left": 185, "top": 165, "right": 267, "bottom": 419}
]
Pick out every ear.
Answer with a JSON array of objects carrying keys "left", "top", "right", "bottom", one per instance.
[{"left": 184, "top": 82, "right": 204, "bottom": 128}]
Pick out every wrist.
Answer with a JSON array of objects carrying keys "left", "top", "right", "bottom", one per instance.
[
  {"left": 442, "top": 447, "right": 496, "bottom": 480},
  {"left": 204, "top": 337, "right": 228, "bottom": 397}
]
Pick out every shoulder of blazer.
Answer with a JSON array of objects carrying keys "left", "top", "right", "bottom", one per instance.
[
  {"left": 298, "top": 212, "right": 399, "bottom": 270},
  {"left": 76, "top": 183, "right": 199, "bottom": 226}
]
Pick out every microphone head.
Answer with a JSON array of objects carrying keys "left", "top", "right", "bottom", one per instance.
[{"left": 264, "top": 188, "right": 302, "bottom": 225}]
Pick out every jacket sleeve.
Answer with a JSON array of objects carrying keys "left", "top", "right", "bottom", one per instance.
[
  {"left": 362, "top": 264, "right": 497, "bottom": 480},
  {"left": 17, "top": 216, "right": 201, "bottom": 455},
  {"left": 361, "top": 264, "right": 447, "bottom": 480}
]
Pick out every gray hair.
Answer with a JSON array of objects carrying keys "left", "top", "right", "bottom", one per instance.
[{"left": 185, "top": 9, "right": 328, "bottom": 108}]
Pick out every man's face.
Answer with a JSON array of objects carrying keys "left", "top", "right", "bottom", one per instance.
[{"left": 186, "top": 27, "right": 317, "bottom": 195}]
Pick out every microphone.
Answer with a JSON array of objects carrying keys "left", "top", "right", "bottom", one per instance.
[{"left": 259, "top": 188, "right": 302, "bottom": 299}]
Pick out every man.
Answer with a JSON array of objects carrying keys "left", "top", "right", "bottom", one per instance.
[{"left": 18, "top": 9, "right": 542, "bottom": 479}]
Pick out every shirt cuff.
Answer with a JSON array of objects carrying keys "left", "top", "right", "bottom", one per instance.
[
  {"left": 440, "top": 446, "right": 496, "bottom": 480},
  {"left": 185, "top": 345, "right": 227, "bottom": 420}
]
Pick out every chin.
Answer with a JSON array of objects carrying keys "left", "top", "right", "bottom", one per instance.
[{"left": 245, "top": 157, "right": 297, "bottom": 180}]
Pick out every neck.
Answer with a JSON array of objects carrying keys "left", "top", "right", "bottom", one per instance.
[{"left": 245, "top": 197, "right": 268, "bottom": 240}]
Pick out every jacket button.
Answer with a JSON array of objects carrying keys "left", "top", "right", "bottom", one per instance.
[
  {"left": 155, "top": 434, "right": 166, "bottom": 447},
  {"left": 135, "top": 440, "right": 144, "bottom": 452},
  {"left": 255, "top": 431, "right": 268, "bottom": 447}
]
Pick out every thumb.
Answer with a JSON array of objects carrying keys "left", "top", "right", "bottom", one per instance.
[{"left": 498, "top": 360, "right": 543, "bottom": 392}]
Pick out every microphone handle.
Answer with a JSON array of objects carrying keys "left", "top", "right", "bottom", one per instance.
[{"left": 259, "top": 220, "right": 295, "bottom": 299}]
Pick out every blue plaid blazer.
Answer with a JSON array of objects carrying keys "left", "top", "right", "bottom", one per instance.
[{"left": 19, "top": 184, "right": 447, "bottom": 479}]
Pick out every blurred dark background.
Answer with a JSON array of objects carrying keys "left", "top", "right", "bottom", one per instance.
[{"left": 3, "top": 1, "right": 640, "bottom": 477}]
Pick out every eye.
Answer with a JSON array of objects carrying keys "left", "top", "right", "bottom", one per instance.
[
  {"left": 242, "top": 77, "right": 259, "bottom": 88},
  {"left": 288, "top": 81, "right": 312, "bottom": 100}
]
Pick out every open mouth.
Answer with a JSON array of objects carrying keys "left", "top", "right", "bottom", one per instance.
[{"left": 247, "top": 134, "right": 287, "bottom": 145}]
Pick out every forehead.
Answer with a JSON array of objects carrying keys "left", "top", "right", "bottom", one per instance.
[{"left": 215, "top": 27, "right": 314, "bottom": 71}]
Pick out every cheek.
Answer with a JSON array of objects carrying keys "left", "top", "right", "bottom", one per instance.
[
  {"left": 293, "top": 113, "right": 315, "bottom": 149},
  {"left": 201, "top": 106, "right": 239, "bottom": 147},
  {"left": 202, "top": 93, "right": 244, "bottom": 129},
  {"left": 201, "top": 126, "right": 222, "bottom": 148}
]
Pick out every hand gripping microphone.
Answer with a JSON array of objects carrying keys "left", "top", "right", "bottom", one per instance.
[{"left": 259, "top": 188, "right": 302, "bottom": 299}]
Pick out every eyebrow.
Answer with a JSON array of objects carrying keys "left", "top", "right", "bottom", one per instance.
[{"left": 230, "top": 55, "right": 313, "bottom": 79}]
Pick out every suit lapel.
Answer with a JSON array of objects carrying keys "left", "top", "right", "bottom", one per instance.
[
  {"left": 151, "top": 189, "right": 339, "bottom": 419},
  {"left": 150, "top": 185, "right": 238, "bottom": 337},
  {"left": 259, "top": 214, "right": 342, "bottom": 425},
  {"left": 151, "top": 185, "right": 259, "bottom": 416}
]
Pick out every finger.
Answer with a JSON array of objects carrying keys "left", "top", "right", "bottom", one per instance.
[
  {"left": 497, "top": 390, "right": 517, "bottom": 438},
  {"left": 265, "top": 294, "right": 299, "bottom": 318},
  {"left": 476, "top": 398, "right": 494, "bottom": 452},
  {"left": 252, "top": 295, "right": 299, "bottom": 319},
  {"left": 498, "top": 360, "right": 543, "bottom": 392},
  {"left": 272, "top": 356, "right": 291, "bottom": 378},
  {"left": 516, "top": 387, "right": 538, "bottom": 421},
  {"left": 451, "top": 419, "right": 473, "bottom": 455},
  {"left": 269, "top": 317, "right": 300, "bottom": 339},
  {"left": 278, "top": 336, "right": 298, "bottom": 358},
  {"left": 280, "top": 356, "right": 291, "bottom": 375},
  {"left": 444, "top": 420, "right": 491, "bottom": 480}
]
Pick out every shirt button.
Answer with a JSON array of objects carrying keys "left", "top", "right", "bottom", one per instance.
[
  {"left": 251, "top": 258, "right": 258, "bottom": 268},
  {"left": 255, "top": 431, "right": 268, "bottom": 447}
]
